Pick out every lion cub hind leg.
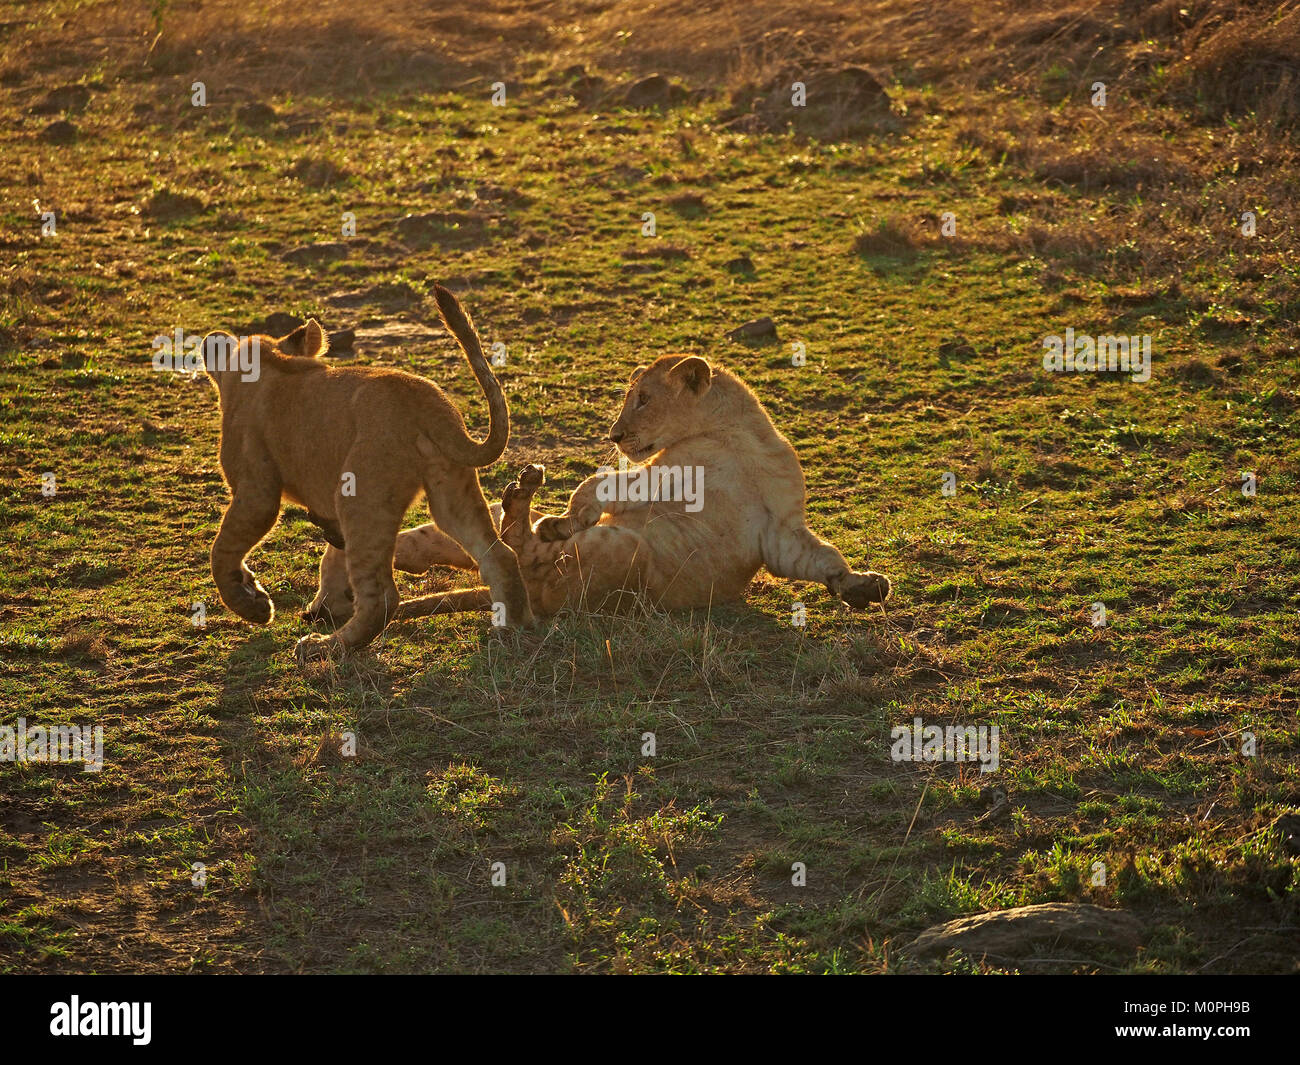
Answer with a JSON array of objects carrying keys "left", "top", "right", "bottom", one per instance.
[
  {"left": 396, "top": 586, "right": 496, "bottom": 618},
  {"left": 306, "top": 510, "right": 346, "bottom": 549},
  {"left": 829, "top": 570, "right": 891, "bottom": 608},
  {"left": 763, "top": 524, "right": 891, "bottom": 609},
  {"left": 496, "top": 464, "right": 653, "bottom": 615},
  {"left": 212, "top": 487, "right": 281, "bottom": 624},
  {"left": 424, "top": 467, "right": 534, "bottom": 628},
  {"left": 398, "top": 523, "right": 654, "bottom": 620},
  {"left": 305, "top": 521, "right": 482, "bottom": 627},
  {"left": 396, "top": 523, "right": 478, "bottom": 571}
]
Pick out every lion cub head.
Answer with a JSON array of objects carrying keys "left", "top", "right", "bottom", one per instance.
[
  {"left": 199, "top": 319, "right": 329, "bottom": 399},
  {"left": 609, "top": 355, "right": 713, "bottom": 461}
]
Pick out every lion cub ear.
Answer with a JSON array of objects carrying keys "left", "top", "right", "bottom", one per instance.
[
  {"left": 278, "top": 318, "right": 330, "bottom": 358},
  {"left": 629, "top": 364, "right": 649, "bottom": 383},
  {"left": 670, "top": 356, "right": 711, "bottom": 395},
  {"left": 199, "top": 330, "right": 238, "bottom": 384}
]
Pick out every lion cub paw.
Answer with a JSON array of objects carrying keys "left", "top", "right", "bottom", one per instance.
[
  {"left": 303, "top": 588, "right": 354, "bottom": 628},
  {"left": 518, "top": 463, "right": 544, "bottom": 492},
  {"left": 533, "top": 515, "right": 572, "bottom": 542},
  {"left": 502, "top": 465, "right": 545, "bottom": 511},
  {"left": 295, "top": 632, "right": 343, "bottom": 665},
  {"left": 833, "top": 570, "right": 891, "bottom": 609},
  {"left": 502, "top": 465, "right": 544, "bottom": 550},
  {"left": 228, "top": 572, "right": 274, "bottom": 624}
]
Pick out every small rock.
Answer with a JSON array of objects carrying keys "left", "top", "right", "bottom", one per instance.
[
  {"left": 939, "top": 335, "right": 978, "bottom": 362},
  {"left": 236, "top": 102, "right": 277, "bottom": 126},
  {"left": 743, "top": 66, "right": 892, "bottom": 137},
  {"left": 328, "top": 327, "right": 356, "bottom": 354},
  {"left": 726, "top": 317, "right": 777, "bottom": 342},
  {"left": 352, "top": 321, "right": 439, "bottom": 349},
  {"left": 287, "top": 156, "right": 348, "bottom": 188},
  {"left": 621, "top": 73, "right": 689, "bottom": 109},
  {"left": 909, "top": 903, "right": 1143, "bottom": 962},
  {"left": 247, "top": 312, "right": 305, "bottom": 337},
  {"left": 326, "top": 281, "right": 421, "bottom": 310},
  {"left": 282, "top": 242, "right": 350, "bottom": 265},
  {"left": 1275, "top": 813, "right": 1300, "bottom": 856},
  {"left": 143, "top": 188, "right": 205, "bottom": 221},
  {"left": 40, "top": 120, "right": 78, "bottom": 145},
  {"left": 394, "top": 210, "right": 488, "bottom": 248},
  {"left": 29, "top": 84, "right": 91, "bottom": 115}
]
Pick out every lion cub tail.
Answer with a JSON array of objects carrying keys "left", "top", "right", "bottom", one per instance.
[
  {"left": 396, "top": 587, "right": 495, "bottom": 618},
  {"left": 431, "top": 284, "right": 509, "bottom": 467}
]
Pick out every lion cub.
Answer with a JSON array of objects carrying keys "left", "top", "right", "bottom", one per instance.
[
  {"left": 352, "top": 354, "right": 890, "bottom": 620},
  {"left": 201, "top": 285, "right": 532, "bottom": 661}
]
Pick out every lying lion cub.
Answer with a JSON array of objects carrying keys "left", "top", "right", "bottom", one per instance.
[
  {"left": 201, "top": 285, "right": 532, "bottom": 661},
  {"left": 308, "top": 354, "right": 889, "bottom": 621}
]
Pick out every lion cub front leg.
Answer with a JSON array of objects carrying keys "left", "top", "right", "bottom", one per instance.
[
  {"left": 500, "top": 464, "right": 546, "bottom": 552},
  {"left": 212, "top": 490, "right": 281, "bottom": 624},
  {"left": 296, "top": 501, "right": 402, "bottom": 663},
  {"left": 532, "top": 471, "right": 602, "bottom": 542},
  {"left": 534, "top": 467, "right": 646, "bottom": 542},
  {"left": 304, "top": 543, "right": 354, "bottom": 626}
]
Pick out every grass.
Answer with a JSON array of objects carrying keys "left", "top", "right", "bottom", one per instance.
[{"left": 0, "top": 0, "right": 1297, "bottom": 974}]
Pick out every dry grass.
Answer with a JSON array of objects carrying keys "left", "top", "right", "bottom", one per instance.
[
  {"left": 1177, "top": 3, "right": 1300, "bottom": 125},
  {"left": 6, "top": 0, "right": 1300, "bottom": 124},
  {"left": 852, "top": 217, "right": 932, "bottom": 258}
]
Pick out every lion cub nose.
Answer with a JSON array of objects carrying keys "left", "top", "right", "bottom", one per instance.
[{"left": 609, "top": 428, "right": 625, "bottom": 443}]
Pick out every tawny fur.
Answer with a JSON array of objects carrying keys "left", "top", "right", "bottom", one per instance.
[
  {"left": 314, "top": 354, "right": 890, "bottom": 620},
  {"left": 201, "top": 285, "right": 532, "bottom": 661},
  {"left": 304, "top": 500, "right": 544, "bottom": 624}
]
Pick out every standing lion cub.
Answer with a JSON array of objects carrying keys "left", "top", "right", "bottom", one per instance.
[
  {"left": 201, "top": 285, "right": 532, "bottom": 661},
  {"left": 307, "top": 354, "right": 891, "bottom": 621}
]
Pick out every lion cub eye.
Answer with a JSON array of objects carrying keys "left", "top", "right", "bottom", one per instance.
[{"left": 635, "top": 392, "right": 649, "bottom": 409}]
